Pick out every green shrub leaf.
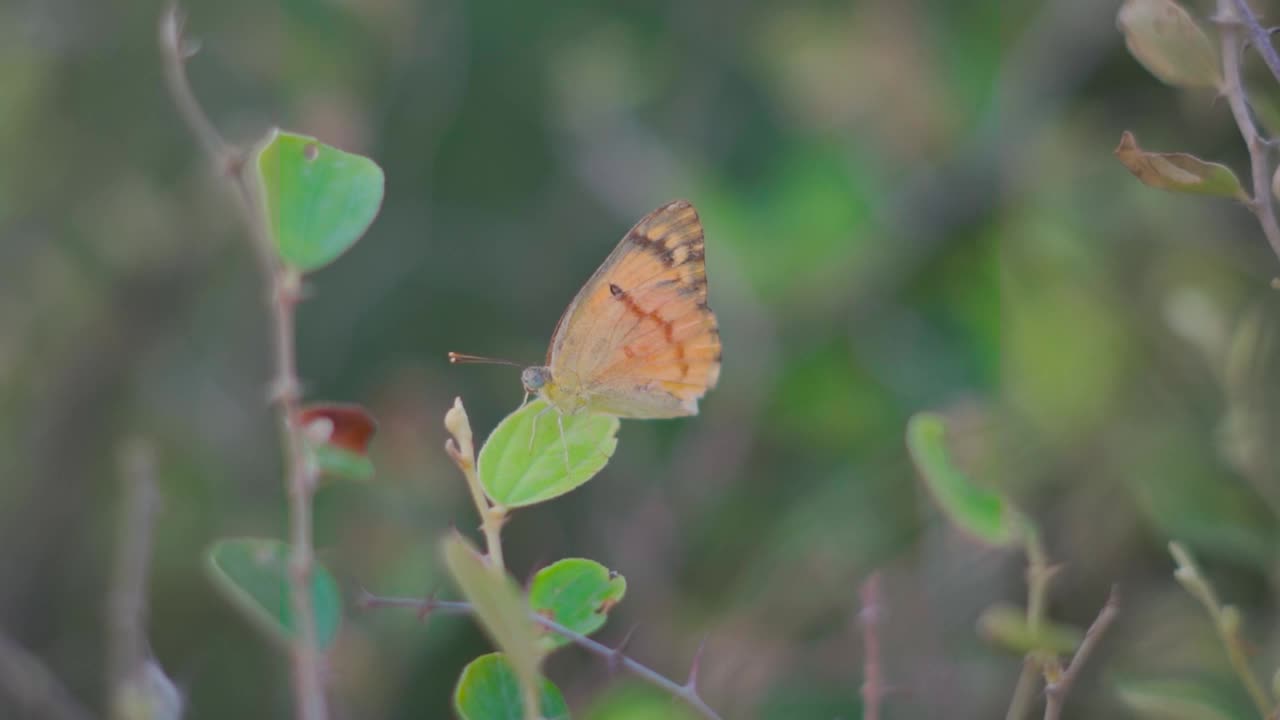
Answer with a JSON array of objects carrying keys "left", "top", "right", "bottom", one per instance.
[
  {"left": 529, "top": 558, "right": 626, "bottom": 651},
  {"left": 1115, "top": 677, "right": 1253, "bottom": 720},
  {"left": 253, "top": 129, "right": 384, "bottom": 272},
  {"left": 442, "top": 533, "right": 542, "bottom": 704},
  {"left": 205, "top": 537, "right": 342, "bottom": 650},
  {"left": 976, "top": 604, "right": 1082, "bottom": 656},
  {"left": 478, "top": 400, "right": 619, "bottom": 508},
  {"left": 1117, "top": 0, "right": 1221, "bottom": 89},
  {"left": 906, "top": 412, "right": 1024, "bottom": 547},
  {"left": 454, "top": 653, "right": 570, "bottom": 720},
  {"left": 1115, "top": 132, "right": 1247, "bottom": 200}
]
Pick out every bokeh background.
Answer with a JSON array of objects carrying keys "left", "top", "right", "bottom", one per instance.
[{"left": 3, "top": 0, "right": 1280, "bottom": 717}]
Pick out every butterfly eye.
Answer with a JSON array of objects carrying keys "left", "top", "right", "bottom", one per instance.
[{"left": 521, "top": 366, "right": 551, "bottom": 391}]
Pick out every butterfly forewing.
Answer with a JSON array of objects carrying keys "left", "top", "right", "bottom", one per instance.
[{"left": 547, "top": 200, "right": 721, "bottom": 418}]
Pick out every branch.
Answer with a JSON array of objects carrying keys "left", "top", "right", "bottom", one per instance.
[
  {"left": 159, "top": 7, "right": 328, "bottom": 719},
  {"left": 0, "top": 631, "right": 94, "bottom": 720},
  {"left": 1217, "top": 0, "right": 1280, "bottom": 264},
  {"left": 358, "top": 592, "right": 725, "bottom": 720},
  {"left": 1229, "top": 0, "right": 1280, "bottom": 87},
  {"left": 859, "top": 573, "right": 884, "bottom": 720},
  {"left": 1042, "top": 586, "right": 1119, "bottom": 720},
  {"left": 1005, "top": 527, "right": 1057, "bottom": 720},
  {"left": 107, "top": 438, "right": 161, "bottom": 706}
]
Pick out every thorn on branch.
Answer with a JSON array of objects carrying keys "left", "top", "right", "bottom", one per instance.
[
  {"left": 608, "top": 625, "right": 639, "bottom": 675},
  {"left": 684, "top": 636, "right": 708, "bottom": 692}
]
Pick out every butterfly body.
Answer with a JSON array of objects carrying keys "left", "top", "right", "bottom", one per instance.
[{"left": 522, "top": 200, "right": 721, "bottom": 421}]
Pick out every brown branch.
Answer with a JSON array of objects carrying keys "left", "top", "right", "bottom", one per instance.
[
  {"left": 1229, "top": 0, "right": 1280, "bottom": 88},
  {"left": 1217, "top": 0, "right": 1280, "bottom": 264},
  {"left": 859, "top": 573, "right": 884, "bottom": 720},
  {"left": 107, "top": 438, "right": 161, "bottom": 707},
  {"left": 159, "top": 7, "right": 328, "bottom": 719},
  {"left": 0, "top": 631, "right": 94, "bottom": 720},
  {"left": 1042, "top": 586, "right": 1119, "bottom": 720},
  {"left": 358, "top": 592, "right": 725, "bottom": 720}
]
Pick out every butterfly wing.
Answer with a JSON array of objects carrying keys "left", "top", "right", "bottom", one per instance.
[{"left": 547, "top": 200, "right": 721, "bottom": 418}]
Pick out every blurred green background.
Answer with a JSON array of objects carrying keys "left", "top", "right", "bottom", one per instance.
[{"left": 3, "top": 0, "right": 1280, "bottom": 717}]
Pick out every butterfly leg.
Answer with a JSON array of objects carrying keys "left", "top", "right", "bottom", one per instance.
[
  {"left": 528, "top": 403, "right": 554, "bottom": 452},
  {"left": 557, "top": 412, "right": 570, "bottom": 472}
]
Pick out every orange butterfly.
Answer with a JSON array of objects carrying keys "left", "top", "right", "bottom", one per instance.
[{"left": 453, "top": 200, "right": 721, "bottom": 451}]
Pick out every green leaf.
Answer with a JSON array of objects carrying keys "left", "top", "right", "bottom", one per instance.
[
  {"left": 905, "top": 412, "right": 1024, "bottom": 547},
  {"left": 442, "top": 533, "right": 542, "bottom": 706},
  {"left": 528, "top": 558, "right": 626, "bottom": 651},
  {"left": 1115, "top": 677, "right": 1254, "bottom": 720},
  {"left": 976, "top": 604, "right": 1083, "bottom": 656},
  {"left": 1115, "top": 132, "right": 1247, "bottom": 200},
  {"left": 1117, "top": 0, "right": 1222, "bottom": 89},
  {"left": 478, "top": 400, "right": 620, "bottom": 508},
  {"left": 454, "top": 653, "right": 570, "bottom": 720},
  {"left": 253, "top": 129, "right": 385, "bottom": 272},
  {"left": 311, "top": 443, "right": 376, "bottom": 482},
  {"left": 205, "top": 537, "right": 342, "bottom": 650},
  {"left": 585, "top": 684, "right": 699, "bottom": 720}
]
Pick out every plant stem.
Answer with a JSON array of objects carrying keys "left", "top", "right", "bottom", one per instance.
[
  {"left": 1170, "top": 542, "right": 1273, "bottom": 717},
  {"left": 1229, "top": 0, "right": 1280, "bottom": 88},
  {"left": 107, "top": 439, "right": 160, "bottom": 711},
  {"left": 1217, "top": 0, "right": 1280, "bottom": 264},
  {"left": 1006, "top": 526, "right": 1054, "bottom": 720},
  {"left": 1043, "top": 587, "right": 1119, "bottom": 720},
  {"left": 159, "top": 7, "right": 327, "bottom": 719},
  {"left": 444, "top": 399, "right": 507, "bottom": 570},
  {"left": 359, "top": 593, "right": 725, "bottom": 720},
  {"left": 859, "top": 573, "right": 884, "bottom": 720}
]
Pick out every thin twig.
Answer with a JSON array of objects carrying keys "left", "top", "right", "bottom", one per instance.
[
  {"left": 859, "top": 573, "right": 884, "bottom": 720},
  {"left": 159, "top": 7, "right": 328, "bottom": 719},
  {"left": 1170, "top": 542, "right": 1273, "bottom": 717},
  {"left": 1042, "top": 586, "right": 1119, "bottom": 720},
  {"left": 1006, "top": 527, "right": 1056, "bottom": 720},
  {"left": 108, "top": 438, "right": 161, "bottom": 708},
  {"left": 1217, "top": 0, "right": 1280, "bottom": 264},
  {"left": 444, "top": 399, "right": 508, "bottom": 570},
  {"left": 1229, "top": 0, "right": 1280, "bottom": 87},
  {"left": 359, "top": 592, "right": 725, "bottom": 720},
  {"left": 0, "top": 631, "right": 95, "bottom": 720}
]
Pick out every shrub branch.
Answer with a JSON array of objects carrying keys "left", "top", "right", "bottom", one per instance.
[{"left": 159, "top": 7, "right": 328, "bottom": 719}]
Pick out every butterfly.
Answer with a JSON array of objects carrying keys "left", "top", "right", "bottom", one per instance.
[{"left": 453, "top": 200, "right": 721, "bottom": 458}]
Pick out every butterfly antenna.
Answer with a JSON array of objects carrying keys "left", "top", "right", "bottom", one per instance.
[{"left": 447, "top": 352, "right": 523, "bottom": 367}]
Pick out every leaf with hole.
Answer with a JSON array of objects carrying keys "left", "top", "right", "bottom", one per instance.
[
  {"left": 478, "top": 400, "right": 619, "bottom": 508},
  {"left": 442, "top": 533, "right": 542, "bottom": 706},
  {"left": 1115, "top": 132, "right": 1247, "bottom": 200},
  {"left": 906, "top": 412, "right": 1025, "bottom": 547},
  {"left": 529, "top": 558, "right": 626, "bottom": 651},
  {"left": 253, "top": 129, "right": 385, "bottom": 272},
  {"left": 454, "top": 653, "right": 570, "bottom": 720},
  {"left": 1117, "top": 0, "right": 1221, "bottom": 89},
  {"left": 205, "top": 537, "right": 342, "bottom": 650}
]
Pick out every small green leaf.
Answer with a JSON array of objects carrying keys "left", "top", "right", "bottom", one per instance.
[
  {"left": 585, "top": 684, "right": 700, "bottom": 720},
  {"left": 454, "top": 653, "right": 571, "bottom": 720},
  {"left": 529, "top": 558, "right": 626, "bottom": 651},
  {"left": 976, "top": 604, "right": 1083, "bottom": 656},
  {"left": 1115, "top": 676, "right": 1253, "bottom": 720},
  {"left": 478, "top": 400, "right": 620, "bottom": 508},
  {"left": 311, "top": 444, "right": 376, "bottom": 482},
  {"left": 253, "top": 129, "right": 385, "bottom": 272},
  {"left": 442, "top": 533, "right": 542, "bottom": 706},
  {"left": 1117, "top": 0, "right": 1222, "bottom": 89},
  {"left": 205, "top": 537, "right": 342, "bottom": 650},
  {"left": 905, "top": 412, "right": 1024, "bottom": 547},
  {"left": 1115, "top": 132, "right": 1247, "bottom": 200}
]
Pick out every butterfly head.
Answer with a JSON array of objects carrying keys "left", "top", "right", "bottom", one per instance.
[{"left": 521, "top": 366, "right": 553, "bottom": 394}]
